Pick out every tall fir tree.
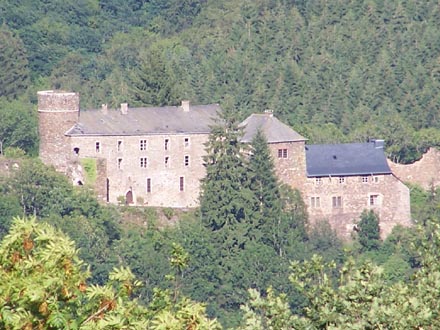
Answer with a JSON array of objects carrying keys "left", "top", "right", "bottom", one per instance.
[
  {"left": 199, "top": 107, "right": 254, "bottom": 253},
  {"left": 247, "top": 129, "right": 282, "bottom": 242}
]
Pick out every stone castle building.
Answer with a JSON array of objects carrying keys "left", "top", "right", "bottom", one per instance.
[{"left": 37, "top": 90, "right": 411, "bottom": 238}]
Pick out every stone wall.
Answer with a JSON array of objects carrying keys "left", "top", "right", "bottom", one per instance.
[
  {"left": 388, "top": 148, "right": 440, "bottom": 190},
  {"left": 70, "top": 133, "right": 209, "bottom": 207},
  {"left": 38, "top": 91, "right": 79, "bottom": 172},
  {"left": 303, "top": 174, "right": 411, "bottom": 239},
  {"left": 269, "top": 141, "right": 306, "bottom": 189},
  {"left": 0, "top": 158, "right": 20, "bottom": 177}
]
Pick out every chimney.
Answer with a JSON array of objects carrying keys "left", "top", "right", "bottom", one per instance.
[
  {"left": 264, "top": 109, "right": 273, "bottom": 117},
  {"left": 181, "top": 100, "right": 190, "bottom": 112},
  {"left": 373, "top": 139, "right": 384, "bottom": 149},
  {"left": 120, "top": 103, "right": 128, "bottom": 115},
  {"left": 101, "top": 104, "right": 108, "bottom": 115}
]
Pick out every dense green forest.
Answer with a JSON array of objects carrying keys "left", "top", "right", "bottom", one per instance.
[
  {"left": 2, "top": 0, "right": 440, "bottom": 161},
  {"left": 2, "top": 0, "right": 440, "bottom": 328}
]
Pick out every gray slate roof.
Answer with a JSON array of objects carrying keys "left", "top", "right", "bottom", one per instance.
[
  {"left": 240, "top": 113, "right": 306, "bottom": 143},
  {"left": 306, "top": 142, "right": 391, "bottom": 177},
  {"left": 66, "top": 104, "right": 220, "bottom": 136}
]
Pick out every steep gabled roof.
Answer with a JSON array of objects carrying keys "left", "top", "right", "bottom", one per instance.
[
  {"left": 66, "top": 104, "right": 220, "bottom": 136},
  {"left": 306, "top": 141, "right": 391, "bottom": 177},
  {"left": 240, "top": 113, "right": 306, "bottom": 143}
]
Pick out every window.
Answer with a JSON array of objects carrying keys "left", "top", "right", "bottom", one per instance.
[
  {"left": 278, "top": 148, "right": 288, "bottom": 158},
  {"left": 179, "top": 176, "right": 185, "bottom": 192},
  {"left": 310, "top": 197, "right": 320, "bottom": 208},
  {"left": 140, "top": 157, "right": 148, "bottom": 168},
  {"left": 332, "top": 196, "right": 342, "bottom": 208},
  {"left": 165, "top": 138, "right": 169, "bottom": 151},
  {"left": 184, "top": 155, "right": 189, "bottom": 167},
  {"left": 369, "top": 194, "right": 380, "bottom": 206},
  {"left": 165, "top": 156, "right": 170, "bottom": 168},
  {"left": 315, "top": 177, "right": 322, "bottom": 185},
  {"left": 73, "top": 147, "right": 79, "bottom": 155},
  {"left": 139, "top": 139, "right": 147, "bottom": 151},
  {"left": 339, "top": 177, "right": 345, "bottom": 184},
  {"left": 117, "top": 140, "right": 122, "bottom": 152},
  {"left": 362, "top": 176, "right": 369, "bottom": 183},
  {"left": 146, "top": 178, "right": 151, "bottom": 193},
  {"left": 184, "top": 137, "right": 190, "bottom": 148},
  {"left": 95, "top": 142, "right": 100, "bottom": 153},
  {"left": 117, "top": 158, "right": 122, "bottom": 169},
  {"left": 373, "top": 176, "right": 380, "bottom": 183}
]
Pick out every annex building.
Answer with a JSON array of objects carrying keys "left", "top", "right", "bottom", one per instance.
[{"left": 38, "top": 90, "right": 411, "bottom": 238}]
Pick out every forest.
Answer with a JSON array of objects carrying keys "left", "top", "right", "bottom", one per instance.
[{"left": 2, "top": 0, "right": 440, "bottom": 328}]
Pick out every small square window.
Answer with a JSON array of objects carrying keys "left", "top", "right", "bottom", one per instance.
[
  {"left": 140, "top": 157, "right": 148, "bottom": 168},
  {"left": 140, "top": 140, "right": 147, "bottom": 151},
  {"left": 278, "top": 148, "right": 288, "bottom": 158},
  {"left": 179, "top": 176, "right": 185, "bottom": 192},
  {"left": 362, "top": 176, "right": 368, "bottom": 183},
  {"left": 184, "top": 155, "right": 189, "bottom": 167},
  {"left": 146, "top": 178, "right": 151, "bottom": 193},
  {"left": 165, "top": 139, "right": 169, "bottom": 151},
  {"left": 339, "top": 177, "right": 345, "bottom": 184},
  {"left": 95, "top": 142, "right": 101, "bottom": 153},
  {"left": 184, "top": 137, "right": 190, "bottom": 148},
  {"left": 332, "top": 196, "right": 342, "bottom": 208},
  {"left": 315, "top": 177, "right": 322, "bottom": 185}
]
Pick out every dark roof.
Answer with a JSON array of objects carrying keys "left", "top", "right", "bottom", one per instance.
[
  {"left": 306, "top": 142, "right": 391, "bottom": 177},
  {"left": 66, "top": 104, "right": 220, "bottom": 136},
  {"left": 240, "top": 113, "right": 306, "bottom": 143}
]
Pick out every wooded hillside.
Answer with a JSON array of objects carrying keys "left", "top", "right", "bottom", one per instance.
[{"left": 1, "top": 0, "right": 440, "bottom": 162}]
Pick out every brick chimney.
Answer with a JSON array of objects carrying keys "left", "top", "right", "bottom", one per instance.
[
  {"left": 181, "top": 100, "right": 190, "bottom": 112},
  {"left": 120, "top": 103, "right": 128, "bottom": 115}
]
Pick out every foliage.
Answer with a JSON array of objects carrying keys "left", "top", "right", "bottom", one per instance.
[
  {"left": 0, "top": 98, "right": 38, "bottom": 156},
  {"left": 0, "top": 26, "right": 30, "bottom": 99},
  {"left": 0, "top": 217, "right": 221, "bottom": 330},
  {"left": 80, "top": 158, "right": 97, "bottom": 185},
  {"left": 356, "top": 210, "right": 381, "bottom": 252}
]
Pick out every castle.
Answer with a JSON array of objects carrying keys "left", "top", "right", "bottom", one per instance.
[{"left": 37, "top": 90, "right": 411, "bottom": 238}]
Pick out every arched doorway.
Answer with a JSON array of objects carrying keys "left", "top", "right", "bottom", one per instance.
[{"left": 125, "top": 190, "right": 133, "bottom": 205}]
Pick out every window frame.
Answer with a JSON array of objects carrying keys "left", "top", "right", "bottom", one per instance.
[{"left": 140, "top": 157, "right": 148, "bottom": 168}]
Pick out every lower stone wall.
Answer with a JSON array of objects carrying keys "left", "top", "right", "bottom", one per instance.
[
  {"left": 0, "top": 158, "right": 21, "bottom": 177},
  {"left": 303, "top": 174, "right": 411, "bottom": 240},
  {"left": 388, "top": 148, "right": 440, "bottom": 190}
]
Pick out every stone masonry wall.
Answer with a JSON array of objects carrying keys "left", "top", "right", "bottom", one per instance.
[
  {"left": 70, "top": 133, "right": 209, "bottom": 207},
  {"left": 388, "top": 148, "right": 440, "bottom": 190},
  {"left": 303, "top": 174, "right": 411, "bottom": 240},
  {"left": 38, "top": 91, "right": 79, "bottom": 172},
  {"left": 269, "top": 141, "right": 306, "bottom": 189}
]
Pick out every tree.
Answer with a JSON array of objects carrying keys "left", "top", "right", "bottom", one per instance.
[
  {"left": 356, "top": 210, "right": 381, "bottom": 252},
  {"left": 0, "top": 98, "right": 38, "bottom": 156},
  {"left": 0, "top": 26, "right": 30, "bottom": 99},
  {"left": 0, "top": 217, "right": 221, "bottom": 329},
  {"left": 247, "top": 129, "right": 282, "bottom": 243},
  {"left": 199, "top": 107, "right": 254, "bottom": 250}
]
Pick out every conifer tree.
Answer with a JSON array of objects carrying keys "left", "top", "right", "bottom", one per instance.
[
  {"left": 199, "top": 107, "right": 254, "bottom": 251},
  {"left": 247, "top": 129, "right": 282, "bottom": 242}
]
